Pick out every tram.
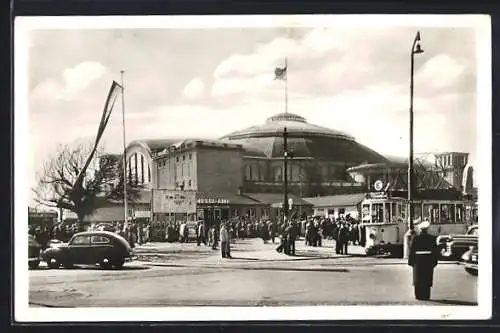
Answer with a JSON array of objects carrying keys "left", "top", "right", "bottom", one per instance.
[{"left": 361, "top": 189, "right": 473, "bottom": 257}]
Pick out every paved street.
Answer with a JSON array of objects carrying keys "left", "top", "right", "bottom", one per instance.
[{"left": 29, "top": 239, "right": 477, "bottom": 307}]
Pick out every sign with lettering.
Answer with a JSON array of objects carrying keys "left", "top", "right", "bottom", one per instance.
[
  {"left": 196, "top": 198, "right": 229, "bottom": 205},
  {"left": 152, "top": 189, "right": 196, "bottom": 213},
  {"left": 134, "top": 210, "right": 151, "bottom": 218}
]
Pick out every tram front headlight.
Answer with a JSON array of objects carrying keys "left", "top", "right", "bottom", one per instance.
[{"left": 369, "top": 233, "right": 376, "bottom": 240}]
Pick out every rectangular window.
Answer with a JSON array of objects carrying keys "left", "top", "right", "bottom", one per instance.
[
  {"left": 362, "top": 204, "right": 370, "bottom": 222},
  {"left": 423, "top": 203, "right": 440, "bottom": 223},
  {"left": 384, "top": 203, "right": 390, "bottom": 222},
  {"left": 391, "top": 202, "right": 397, "bottom": 221},
  {"left": 188, "top": 180, "right": 192, "bottom": 188},
  {"left": 183, "top": 155, "right": 186, "bottom": 161},
  {"left": 440, "top": 204, "right": 453, "bottom": 224},
  {"left": 399, "top": 204, "right": 407, "bottom": 222},
  {"left": 455, "top": 204, "right": 464, "bottom": 222},
  {"left": 371, "top": 203, "right": 384, "bottom": 223},
  {"left": 412, "top": 204, "right": 422, "bottom": 221},
  {"left": 189, "top": 153, "right": 192, "bottom": 160}
]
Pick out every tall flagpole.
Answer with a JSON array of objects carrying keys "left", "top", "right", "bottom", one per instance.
[
  {"left": 284, "top": 57, "right": 288, "bottom": 115},
  {"left": 120, "top": 70, "right": 129, "bottom": 227}
]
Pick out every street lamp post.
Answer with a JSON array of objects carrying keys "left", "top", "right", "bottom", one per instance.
[{"left": 403, "top": 31, "right": 424, "bottom": 259}]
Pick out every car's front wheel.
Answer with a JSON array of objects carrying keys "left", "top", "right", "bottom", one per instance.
[
  {"left": 100, "top": 256, "right": 113, "bottom": 269},
  {"left": 46, "top": 256, "right": 60, "bottom": 269}
]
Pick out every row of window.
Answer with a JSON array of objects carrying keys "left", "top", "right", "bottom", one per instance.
[
  {"left": 362, "top": 202, "right": 465, "bottom": 224},
  {"left": 71, "top": 235, "right": 110, "bottom": 245},
  {"left": 438, "top": 154, "right": 467, "bottom": 168},
  {"left": 157, "top": 153, "right": 193, "bottom": 167},
  {"left": 244, "top": 164, "right": 344, "bottom": 182}
]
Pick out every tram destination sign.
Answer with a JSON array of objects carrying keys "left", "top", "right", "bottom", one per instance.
[{"left": 152, "top": 189, "right": 197, "bottom": 214}]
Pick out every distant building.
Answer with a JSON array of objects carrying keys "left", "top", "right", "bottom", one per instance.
[{"left": 434, "top": 152, "right": 469, "bottom": 191}]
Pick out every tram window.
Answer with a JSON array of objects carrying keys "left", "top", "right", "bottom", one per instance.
[
  {"left": 399, "top": 204, "right": 407, "bottom": 222},
  {"left": 456, "top": 204, "right": 464, "bottom": 222},
  {"left": 371, "top": 203, "right": 384, "bottom": 223},
  {"left": 423, "top": 204, "right": 440, "bottom": 223},
  {"left": 391, "top": 203, "right": 397, "bottom": 221},
  {"left": 384, "top": 203, "right": 390, "bottom": 222},
  {"left": 362, "top": 205, "right": 370, "bottom": 222},
  {"left": 412, "top": 205, "right": 422, "bottom": 222},
  {"left": 440, "top": 204, "right": 452, "bottom": 224}
]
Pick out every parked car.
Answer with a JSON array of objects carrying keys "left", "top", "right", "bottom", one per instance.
[
  {"left": 461, "top": 244, "right": 478, "bottom": 276},
  {"left": 437, "top": 225, "right": 478, "bottom": 260},
  {"left": 41, "top": 231, "right": 135, "bottom": 269},
  {"left": 28, "top": 234, "right": 42, "bottom": 269}
]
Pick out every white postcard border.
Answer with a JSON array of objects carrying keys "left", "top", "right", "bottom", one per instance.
[{"left": 14, "top": 14, "right": 492, "bottom": 322}]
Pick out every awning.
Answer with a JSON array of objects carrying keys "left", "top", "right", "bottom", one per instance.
[{"left": 304, "top": 193, "right": 366, "bottom": 208}]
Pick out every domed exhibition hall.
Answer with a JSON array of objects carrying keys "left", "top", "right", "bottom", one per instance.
[{"left": 87, "top": 112, "right": 473, "bottom": 224}]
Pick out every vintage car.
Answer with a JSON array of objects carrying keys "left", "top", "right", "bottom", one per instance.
[
  {"left": 28, "top": 234, "right": 42, "bottom": 269},
  {"left": 41, "top": 231, "right": 135, "bottom": 269},
  {"left": 461, "top": 244, "right": 478, "bottom": 276},
  {"left": 437, "top": 225, "right": 478, "bottom": 260}
]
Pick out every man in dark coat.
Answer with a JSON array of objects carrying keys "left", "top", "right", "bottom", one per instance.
[
  {"left": 408, "top": 221, "right": 439, "bottom": 300},
  {"left": 336, "top": 223, "right": 348, "bottom": 254},
  {"left": 286, "top": 221, "right": 298, "bottom": 256}
]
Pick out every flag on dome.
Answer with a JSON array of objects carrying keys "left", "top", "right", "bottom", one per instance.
[{"left": 274, "top": 65, "right": 287, "bottom": 81}]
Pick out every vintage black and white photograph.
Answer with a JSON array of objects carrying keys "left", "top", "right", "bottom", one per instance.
[{"left": 15, "top": 15, "right": 491, "bottom": 321}]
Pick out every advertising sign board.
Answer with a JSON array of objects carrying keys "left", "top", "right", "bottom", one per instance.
[{"left": 152, "top": 189, "right": 197, "bottom": 214}]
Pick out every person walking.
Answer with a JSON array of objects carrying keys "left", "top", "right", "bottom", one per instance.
[
  {"left": 286, "top": 221, "right": 297, "bottom": 256},
  {"left": 408, "top": 221, "right": 439, "bottom": 300},
  {"left": 220, "top": 223, "right": 231, "bottom": 258},
  {"left": 197, "top": 221, "right": 206, "bottom": 246}
]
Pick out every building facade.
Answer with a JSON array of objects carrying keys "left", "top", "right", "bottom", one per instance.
[{"left": 87, "top": 112, "right": 472, "bottom": 224}]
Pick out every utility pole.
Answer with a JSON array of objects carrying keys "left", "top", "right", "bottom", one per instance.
[{"left": 283, "top": 127, "right": 289, "bottom": 223}]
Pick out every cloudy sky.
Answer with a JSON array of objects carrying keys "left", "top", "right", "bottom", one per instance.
[{"left": 26, "top": 22, "right": 480, "bottom": 200}]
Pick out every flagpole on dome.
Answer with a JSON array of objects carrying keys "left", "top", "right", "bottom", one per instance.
[
  {"left": 285, "top": 57, "right": 288, "bottom": 115},
  {"left": 120, "top": 70, "right": 129, "bottom": 228}
]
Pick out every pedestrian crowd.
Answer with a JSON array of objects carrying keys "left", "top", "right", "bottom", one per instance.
[{"left": 28, "top": 214, "right": 367, "bottom": 258}]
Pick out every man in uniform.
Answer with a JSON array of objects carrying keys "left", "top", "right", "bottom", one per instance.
[{"left": 408, "top": 221, "right": 439, "bottom": 300}]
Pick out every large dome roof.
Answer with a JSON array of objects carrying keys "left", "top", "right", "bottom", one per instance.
[
  {"left": 220, "top": 112, "right": 388, "bottom": 163},
  {"left": 221, "top": 112, "right": 355, "bottom": 140}
]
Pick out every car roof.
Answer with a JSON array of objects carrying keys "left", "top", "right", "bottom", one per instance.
[{"left": 71, "top": 230, "right": 130, "bottom": 245}]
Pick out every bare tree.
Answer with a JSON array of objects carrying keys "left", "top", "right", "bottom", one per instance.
[{"left": 33, "top": 141, "right": 140, "bottom": 223}]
